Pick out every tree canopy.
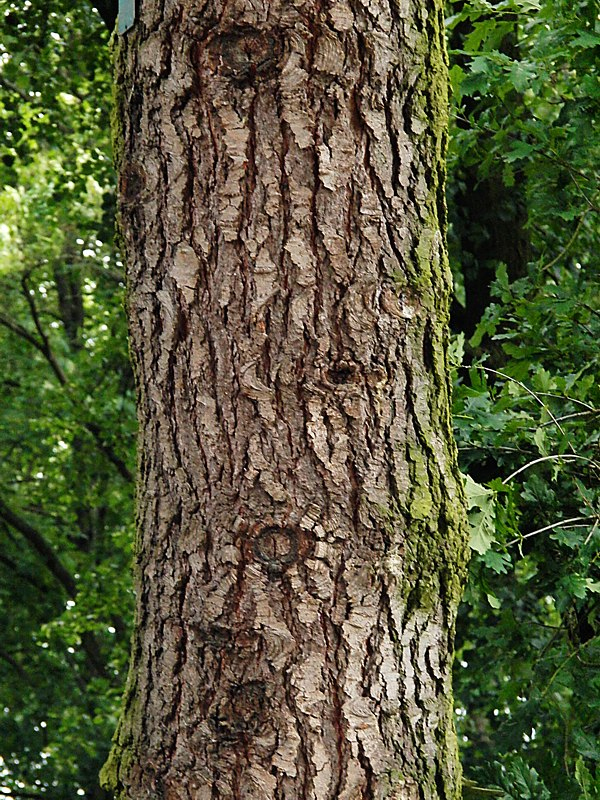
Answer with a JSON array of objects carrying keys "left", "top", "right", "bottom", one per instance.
[{"left": 0, "top": 0, "right": 598, "bottom": 798}]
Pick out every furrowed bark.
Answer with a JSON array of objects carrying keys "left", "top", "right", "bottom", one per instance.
[{"left": 103, "top": 1, "right": 469, "bottom": 798}]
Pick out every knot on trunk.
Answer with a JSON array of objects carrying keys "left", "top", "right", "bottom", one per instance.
[
  {"left": 119, "top": 163, "right": 147, "bottom": 206},
  {"left": 253, "top": 525, "right": 299, "bottom": 577},
  {"left": 207, "top": 28, "right": 283, "bottom": 84},
  {"left": 327, "top": 361, "right": 359, "bottom": 385},
  {"left": 212, "top": 680, "right": 267, "bottom": 742}
]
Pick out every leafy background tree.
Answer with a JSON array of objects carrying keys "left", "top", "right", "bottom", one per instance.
[
  {"left": 0, "top": 0, "right": 597, "bottom": 798},
  {"left": 447, "top": 0, "right": 600, "bottom": 797},
  {"left": 0, "top": 3, "right": 134, "bottom": 797}
]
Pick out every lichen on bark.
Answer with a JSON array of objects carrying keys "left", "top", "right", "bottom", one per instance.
[{"left": 102, "top": 0, "right": 469, "bottom": 798}]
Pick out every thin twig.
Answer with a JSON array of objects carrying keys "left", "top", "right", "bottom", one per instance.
[
  {"left": 584, "top": 519, "right": 599, "bottom": 547},
  {"left": 541, "top": 637, "right": 600, "bottom": 699},
  {"left": 480, "top": 367, "right": 567, "bottom": 438},
  {"left": 458, "top": 444, "right": 530, "bottom": 454},
  {"left": 506, "top": 516, "right": 594, "bottom": 547},
  {"left": 536, "top": 392, "right": 596, "bottom": 412},
  {"left": 21, "top": 274, "right": 68, "bottom": 385},
  {"left": 540, "top": 210, "right": 590, "bottom": 273},
  {"left": 538, "top": 410, "right": 594, "bottom": 428},
  {"left": 503, "top": 454, "right": 600, "bottom": 484}
]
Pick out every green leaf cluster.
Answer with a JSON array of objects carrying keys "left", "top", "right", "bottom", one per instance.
[
  {"left": 0, "top": 3, "right": 134, "bottom": 798},
  {"left": 448, "top": 0, "right": 600, "bottom": 796}
]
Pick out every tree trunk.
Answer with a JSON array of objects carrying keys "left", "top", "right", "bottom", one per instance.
[{"left": 102, "top": 1, "right": 469, "bottom": 798}]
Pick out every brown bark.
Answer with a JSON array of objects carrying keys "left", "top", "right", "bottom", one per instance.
[{"left": 103, "top": 1, "right": 469, "bottom": 798}]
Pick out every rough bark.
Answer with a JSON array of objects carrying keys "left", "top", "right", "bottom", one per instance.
[{"left": 102, "top": 1, "right": 469, "bottom": 798}]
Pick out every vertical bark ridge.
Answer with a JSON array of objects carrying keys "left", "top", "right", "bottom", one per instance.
[{"left": 103, "top": 0, "right": 469, "bottom": 798}]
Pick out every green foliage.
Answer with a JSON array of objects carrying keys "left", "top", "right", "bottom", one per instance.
[
  {"left": 452, "top": 267, "right": 600, "bottom": 795},
  {"left": 494, "top": 755, "right": 552, "bottom": 800},
  {"left": 464, "top": 473, "right": 498, "bottom": 556},
  {"left": 0, "top": 2, "right": 134, "bottom": 798},
  {"left": 447, "top": 0, "right": 599, "bottom": 218},
  {"left": 448, "top": 0, "right": 600, "bottom": 796},
  {"left": 575, "top": 757, "right": 600, "bottom": 800}
]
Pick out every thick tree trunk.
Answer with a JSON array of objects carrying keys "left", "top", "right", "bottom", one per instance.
[{"left": 102, "top": 1, "right": 469, "bottom": 798}]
